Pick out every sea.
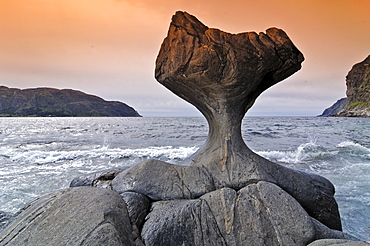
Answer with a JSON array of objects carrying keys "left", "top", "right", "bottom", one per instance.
[{"left": 0, "top": 117, "right": 369, "bottom": 242}]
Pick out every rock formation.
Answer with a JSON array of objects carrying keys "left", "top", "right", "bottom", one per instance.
[
  {"left": 319, "top": 98, "right": 348, "bottom": 117},
  {"left": 1, "top": 11, "right": 367, "bottom": 246},
  {"left": 321, "top": 55, "right": 370, "bottom": 117},
  {"left": 0, "top": 86, "right": 141, "bottom": 117},
  {"left": 337, "top": 55, "right": 370, "bottom": 117}
]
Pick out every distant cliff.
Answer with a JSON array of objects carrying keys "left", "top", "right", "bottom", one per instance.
[
  {"left": 0, "top": 86, "right": 141, "bottom": 117},
  {"left": 320, "top": 55, "right": 370, "bottom": 117},
  {"left": 319, "top": 98, "right": 348, "bottom": 117}
]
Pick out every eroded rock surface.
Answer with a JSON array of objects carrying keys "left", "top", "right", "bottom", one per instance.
[
  {"left": 141, "top": 182, "right": 316, "bottom": 246},
  {"left": 0, "top": 187, "right": 134, "bottom": 246},
  {"left": 112, "top": 159, "right": 215, "bottom": 200}
]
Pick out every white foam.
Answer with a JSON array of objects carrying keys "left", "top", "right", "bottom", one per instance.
[
  {"left": 257, "top": 141, "right": 322, "bottom": 164},
  {"left": 337, "top": 141, "right": 370, "bottom": 152},
  {"left": 6, "top": 146, "right": 199, "bottom": 165}
]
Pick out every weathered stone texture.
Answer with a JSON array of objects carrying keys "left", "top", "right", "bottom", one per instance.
[
  {"left": 0, "top": 187, "right": 134, "bottom": 246},
  {"left": 112, "top": 159, "right": 215, "bottom": 200},
  {"left": 70, "top": 168, "right": 125, "bottom": 189},
  {"left": 141, "top": 182, "right": 316, "bottom": 246}
]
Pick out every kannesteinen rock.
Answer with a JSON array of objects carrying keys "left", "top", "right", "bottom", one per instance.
[
  {"left": 0, "top": 86, "right": 141, "bottom": 117},
  {"left": 1, "top": 11, "right": 368, "bottom": 246},
  {"left": 320, "top": 55, "right": 370, "bottom": 117}
]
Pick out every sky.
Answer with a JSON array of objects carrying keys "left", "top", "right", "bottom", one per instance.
[{"left": 0, "top": 0, "right": 369, "bottom": 117}]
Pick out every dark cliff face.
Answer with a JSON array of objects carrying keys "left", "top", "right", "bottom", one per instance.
[
  {"left": 320, "top": 55, "right": 370, "bottom": 117},
  {"left": 337, "top": 55, "right": 370, "bottom": 117},
  {"left": 346, "top": 55, "right": 370, "bottom": 105},
  {"left": 0, "top": 86, "right": 141, "bottom": 117}
]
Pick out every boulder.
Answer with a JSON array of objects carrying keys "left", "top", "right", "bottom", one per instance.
[
  {"left": 0, "top": 187, "right": 135, "bottom": 246},
  {"left": 311, "top": 218, "right": 360, "bottom": 241},
  {"left": 120, "top": 191, "right": 150, "bottom": 229},
  {"left": 141, "top": 182, "right": 316, "bottom": 246},
  {"left": 120, "top": 192, "right": 150, "bottom": 246},
  {"left": 112, "top": 159, "right": 214, "bottom": 200},
  {"left": 70, "top": 168, "right": 126, "bottom": 189}
]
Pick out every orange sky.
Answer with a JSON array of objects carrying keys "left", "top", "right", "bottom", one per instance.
[{"left": 0, "top": 0, "right": 369, "bottom": 116}]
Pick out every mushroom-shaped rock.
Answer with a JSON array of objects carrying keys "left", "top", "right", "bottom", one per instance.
[{"left": 153, "top": 11, "right": 341, "bottom": 230}]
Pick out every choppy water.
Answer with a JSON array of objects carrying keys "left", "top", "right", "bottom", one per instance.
[{"left": 0, "top": 117, "right": 369, "bottom": 241}]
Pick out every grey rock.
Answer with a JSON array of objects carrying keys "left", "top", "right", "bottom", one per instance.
[
  {"left": 0, "top": 211, "right": 12, "bottom": 229},
  {"left": 141, "top": 182, "right": 316, "bottom": 246},
  {"left": 141, "top": 198, "right": 225, "bottom": 246},
  {"left": 311, "top": 218, "right": 360, "bottom": 241},
  {"left": 0, "top": 187, "right": 134, "bottom": 246},
  {"left": 120, "top": 191, "right": 150, "bottom": 229},
  {"left": 112, "top": 159, "right": 215, "bottom": 200},
  {"left": 308, "top": 239, "right": 370, "bottom": 246},
  {"left": 70, "top": 168, "right": 125, "bottom": 189}
]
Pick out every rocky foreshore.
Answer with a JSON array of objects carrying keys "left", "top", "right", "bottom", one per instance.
[{"left": 1, "top": 11, "right": 369, "bottom": 246}]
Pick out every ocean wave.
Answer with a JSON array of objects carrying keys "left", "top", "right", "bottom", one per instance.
[
  {"left": 256, "top": 141, "right": 336, "bottom": 164},
  {"left": 256, "top": 140, "right": 370, "bottom": 165},
  {"left": 4, "top": 146, "right": 199, "bottom": 165},
  {"left": 337, "top": 141, "right": 370, "bottom": 153}
]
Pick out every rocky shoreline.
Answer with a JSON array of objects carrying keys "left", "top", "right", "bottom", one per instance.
[
  {"left": 320, "top": 55, "right": 370, "bottom": 117},
  {"left": 1, "top": 12, "right": 369, "bottom": 246}
]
